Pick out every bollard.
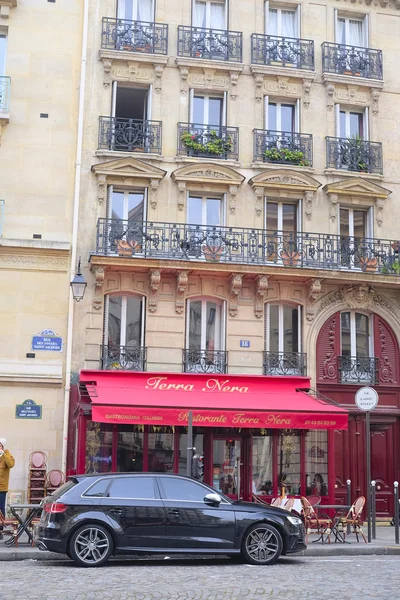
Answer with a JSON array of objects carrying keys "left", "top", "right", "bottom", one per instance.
[
  {"left": 371, "top": 480, "right": 376, "bottom": 540},
  {"left": 346, "top": 479, "right": 351, "bottom": 535},
  {"left": 394, "top": 482, "right": 399, "bottom": 545}
]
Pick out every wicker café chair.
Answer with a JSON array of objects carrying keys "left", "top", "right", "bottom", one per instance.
[
  {"left": 282, "top": 497, "right": 295, "bottom": 512},
  {"left": 271, "top": 497, "right": 283, "bottom": 508},
  {"left": 336, "top": 496, "right": 367, "bottom": 543},
  {"left": 0, "top": 510, "right": 19, "bottom": 546},
  {"left": 252, "top": 494, "right": 270, "bottom": 505},
  {"left": 306, "top": 495, "right": 321, "bottom": 507},
  {"left": 300, "top": 496, "right": 333, "bottom": 543}
]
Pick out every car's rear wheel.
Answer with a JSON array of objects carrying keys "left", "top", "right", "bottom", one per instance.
[
  {"left": 242, "top": 523, "right": 283, "bottom": 565},
  {"left": 69, "top": 524, "right": 112, "bottom": 568}
]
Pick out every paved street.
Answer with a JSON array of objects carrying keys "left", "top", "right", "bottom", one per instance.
[{"left": 1, "top": 555, "right": 399, "bottom": 599}]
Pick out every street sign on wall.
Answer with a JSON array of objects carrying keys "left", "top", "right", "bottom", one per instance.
[
  {"left": 355, "top": 387, "right": 379, "bottom": 412},
  {"left": 15, "top": 399, "right": 42, "bottom": 419},
  {"left": 32, "top": 329, "right": 63, "bottom": 352}
]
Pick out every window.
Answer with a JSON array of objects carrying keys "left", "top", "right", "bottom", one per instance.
[
  {"left": 187, "top": 299, "right": 223, "bottom": 352},
  {"left": 191, "top": 93, "right": 225, "bottom": 127},
  {"left": 0, "top": 33, "right": 6, "bottom": 76},
  {"left": 340, "top": 311, "right": 374, "bottom": 383},
  {"left": 85, "top": 422, "right": 113, "bottom": 474},
  {"left": 109, "top": 189, "right": 146, "bottom": 223},
  {"left": 252, "top": 435, "right": 273, "bottom": 496},
  {"left": 105, "top": 295, "right": 145, "bottom": 349},
  {"left": 266, "top": 6, "right": 298, "bottom": 38},
  {"left": 113, "top": 85, "right": 152, "bottom": 121},
  {"left": 179, "top": 433, "right": 204, "bottom": 474},
  {"left": 148, "top": 429, "right": 174, "bottom": 472},
  {"left": 305, "top": 431, "right": 328, "bottom": 496},
  {"left": 265, "top": 201, "right": 298, "bottom": 233},
  {"left": 84, "top": 478, "right": 111, "bottom": 498},
  {"left": 336, "top": 14, "right": 367, "bottom": 47},
  {"left": 278, "top": 431, "right": 301, "bottom": 495},
  {"left": 160, "top": 477, "right": 209, "bottom": 501},
  {"left": 266, "top": 101, "right": 297, "bottom": 133},
  {"left": 117, "top": 0, "right": 154, "bottom": 22},
  {"left": 338, "top": 109, "right": 365, "bottom": 139},
  {"left": 265, "top": 304, "right": 301, "bottom": 355},
  {"left": 188, "top": 194, "right": 224, "bottom": 227},
  {"left": 108, "top": 476, "right": 157, "bottom": 499},
  {"left": 339, "top": 207, "right": 373, "bottom": 267},
  {"left": 193, "top": 0, "right": 226, "bottom": 29},
  {"left": 117, "top": 425, "right": 144, "bottom": 472}
]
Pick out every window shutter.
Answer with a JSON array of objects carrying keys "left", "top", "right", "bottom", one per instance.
[
  {"left": 295, "top": 98, "right": 300, "bottom": 133},
  {"left": 363, "top": 13, "right": 369, "bottom": 47},
  {"left": 316, "top": 312, "right": 341, "bottom": 383},
  {"left": 222, "top": 192, "right": 227, "bottom": 226},
  {"left": 264, "top": 303, "right": 270, "bottom": 351},
  {"left": 106, "top": 185, "right": 113, "bottom": 219},
  {"left": 334, "top": 9, "right": 338, "bottom": 43},
  {"left": 221, "top": 301, "right": 227, "bottom": 352},
  {"left": 111, "top": 81, "right": 117, "bottom": 117},
  {"left": 141, "top": 296, "right": 146, "bottom": 347},
  {"left": 297, "top": 198, "right": 302, "bottom": 233},
  {"left": 146, "top": 84, "right": 153, "bottom": 120},
  {"left": 373, "top": 316, "right": 398, "bottom": 384},
  {"left": 264, "top": 95, "right": 269, "bottom": 129},
  {"left": 143, "top": 187, "right": 148, "bottom": 223},
  {"left": 264, "top": 1, "right": 269, "bottom": 33},
  {"left": 298, "top": 305, "right": 302, "bottom": 354},
  {"left": 103, "top": 295, "right": 109, "bottom": 346},
  {"left": 366, "top": 206, "right": 374, "bottom": 239},
  {"left": 364, "top": 106, "right": 369, "bottom": 140},
  {"left": 224, "top": 0, "right": 229, "bottom": 29},
  {"left": 185, "top": 299, "right": 190, "bottom": 349},
  {"left": 222, "top": 90, "right": 227, "bottom": 127},
  {"left": 334, "top": 103, "right": 341, "bottom": 138},
  {"left": 295, "top": 5, "right": 300, "bottom": 38},
  {"left": 189, "top": 88, "right": 194, "bottom": 121},
  {"left": 191, "top": 0, "right": 196, "bottom": 25}
]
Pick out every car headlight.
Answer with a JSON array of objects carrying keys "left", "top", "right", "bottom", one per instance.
[{"left": 287, "top": 516, "right": 303, "bottom": 526}]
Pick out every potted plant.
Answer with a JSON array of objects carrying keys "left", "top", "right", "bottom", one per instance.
[
  {"left": 180, "top": 130, "right": 233, "bottom": 156},
  {"left": 281, "top": 250, "right": 301, "bottom": 267},
  {"left": 115, "top": 239, "right": 140, "bottom": 256},
  {"left": 359, "top": 256, "right": 378, "bottom": 272},
  {"left": 347, "top": 135, "right": 369, "bottom": 173},
  {"left": 202, "top": 245, "right": 223, "bottom": 262},
  {"left": 264, "top": 147, "right": 309, "bottom": 166}
]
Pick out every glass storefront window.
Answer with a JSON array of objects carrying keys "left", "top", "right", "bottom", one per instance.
[
  {"left": 305, "top": 430, "right": 328, "bottom": 496},
  {"left": 252, "top": 435, "right": 273, "bottom": 495},
  {"left": 178, "top": 433, "right": 204, "bottom": 474},
  {"left": 278, "top": 431, "right": 301, "bottom": 495},
  {"left": 85, "top": 422, "right": 113, "bottom": 473},
  {"left": 148, "top": 429, "right": 174, "bottom": 472},
  {"left": 117, "top": 425, "right": 144, "bottom": 472},
  {"left": 212, "top": 439, "right": 240, "bottom": 495}
]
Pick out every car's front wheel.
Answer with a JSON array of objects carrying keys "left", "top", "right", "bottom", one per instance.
[
  {"left": 242, "top": 523, "right": 283, "bottom": 565},
  {"left": 69, "top": 524, "right": 113, "bottom": 568}
]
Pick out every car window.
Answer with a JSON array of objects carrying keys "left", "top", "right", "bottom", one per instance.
[
  {"left": 108, "top": 477, "right": 156, "bottom": 499},
  {"left": 160, "top": 478, "right": 210, "bottom": 502},
  {"left": 47, "top": 480, "right": 76, "bottom": 499},
  {"left": 83, "top": 478, "right": 111, "bottom": 498}
]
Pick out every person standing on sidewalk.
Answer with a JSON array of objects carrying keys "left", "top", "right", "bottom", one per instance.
[{"left": 0, "top": 438, "right": 15, "bottom": 539}]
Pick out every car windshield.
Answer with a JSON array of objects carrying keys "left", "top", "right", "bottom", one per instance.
[{"left": 46, "top": 479, "right": 77, "bottom": 500}]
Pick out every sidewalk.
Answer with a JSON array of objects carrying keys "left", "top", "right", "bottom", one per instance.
[{"left": 1, "top": 526, "right": 400, "bottom": 561}]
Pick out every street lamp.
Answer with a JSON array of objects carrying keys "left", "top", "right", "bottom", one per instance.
[{"left": 70, "top": 258, "right": 87, "bottom": 302}]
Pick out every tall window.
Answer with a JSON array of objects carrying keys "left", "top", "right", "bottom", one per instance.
[
  {"left": 339, "top": 109, "right": 365, "bottom": 139},
  {"left": 117, "top": 0, "right": 154, "bottom": 21},
  {"left": 265, "top": 201, "right": 298, "bottom": 233},
  {"left": 109, "top": 189, "right": 146, "bottom": 223},
  {"left": 340, "top": 311, "right": 373, "bottom": 383},
  {"left": 267, "top": 6, "right": 298, "bottom": 38},
  {"left": 105, "top": 295, "right": 145, "bottom": 348},
  {"left": 265, "top": 304, "right": 301, "bottom": 355},
  {"left": 188, "top": 194, "right": 223, "bottom": 227},
  {"left": 339, "top": 207, "right": 373, "bottom": 267},
  {"left": 336, "top": 15, "right": 366, "bottom": 47},
  {"left": 193, "top": 0, "right": 226, "bottom": 29},
  {"left": 187, "top": 299, "right": 223, "bottom": 352},
  {"left": 191, "top": 93, "right": 224, "bottom": 126},
  {"left": 0, "top": 33, "right": 6, "bottom": 76}
]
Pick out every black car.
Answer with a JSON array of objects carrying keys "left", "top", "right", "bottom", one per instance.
[{"left": 34, "top": 473, "right": 306, "bottom": 568}]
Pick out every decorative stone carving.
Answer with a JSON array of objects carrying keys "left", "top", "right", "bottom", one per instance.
[
  {"left": 228, "top": 186, "right": 238, "bottom": 215},
  {"left": 176, "top": 271, "right": 189, "bottom": 314},
  {"left": 177, "top": 182, "right": 186, "bottom": 212},
  {"left": 230, "top": 72, "right": 239, "bottom": 100},
  {"left": 306, "top": 278, "right": 323, "bottom": 322},
  {"left": 254, "top": 74, "right": 264, "bottom": 103},
  {"left": 149, "top": 270, "right": 161, "bottom": 313},
  {"left": 254, "top": 187, "right": 264, "bottom": 217},
  {"left": 329, "top": 193, "right": 339, "bottom": 222},
  {"left": 371, "top": 89, "right": 380, "bottom": 115},
  {"left": 154, "top": 64, "right": 164, "bottom": 94},
  {"left": 172, "top": 163, "right": 245, "bottom": 187},
  {"left": 304, "top": 190, "right": 315, "bottom": 221},
  {"left": 229, "top": 274, "right": 243, "bottom": 317},
  {"left": 93, "top": 267, "right": 105, "bottom": 310},
  {"left": 303, "top": 80, "right": 312, "bottom": 108},
  {"left": 322, "top": 315, "right": 338, "bottom": 381},
  {"left": 326, "top": 82, "right": 335, "bottom": 110},
  {"left": 149, "top": 179, "right": 159, "bottom": 210},
  {"left": 179, "top": 67, "right": 189, "bottom": 96},
  {"left": 255, "top": 276, "right": 269, "bottom": 318},
  {"left": 97, "top": 174, "right": 107, "bottom": 204},
  {"left": 377, "top": 320, "right": 394, "bottom": 383},
  {"left": 375, "top": 197, "right": 384, "bottom": 227},
  {"left": 103, "top": 59, "right": 113, "bottom": 88},
  {"left": 188, "top": 72, "right": 229, "bottom": 89},
  {"left": 342, "top": 284, "right": 376, "bottom": 309},
  {"left": 0, "top": 253, "right": 68, "bottom": 271},
  {"left": 263, "top": 76, "right": 301, "bottom": 97}
]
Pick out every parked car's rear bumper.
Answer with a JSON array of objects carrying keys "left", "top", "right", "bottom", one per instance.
[{"left": 34, "top": 524, "right": 67, "bottom": 554}]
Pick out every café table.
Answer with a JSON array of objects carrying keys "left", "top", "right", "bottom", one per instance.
[
  {"left": 4, "top": 503, "right": 42, "bottom": 547},
  {"left": 314, "top": 504, "right": 351, "bottom": 544}
]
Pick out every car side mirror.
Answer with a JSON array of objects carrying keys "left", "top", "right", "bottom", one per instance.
[{"left": 204, "top": 493, "right": 222, "bottom": 506}]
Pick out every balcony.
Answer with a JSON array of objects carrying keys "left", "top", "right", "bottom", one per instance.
[
  {"left": 322, "top": 42, "right": 383, "bottom": 80},
  {"left": 251, "top": 34, "right": 314, "bottom": 71},
  {"left": 0, "top": 76, "right": 10, "bottom": 113},
  {"left": 100, "top": 345, "right": 146, "bottom": 371},
  {"left": 326, "top": 137, "right": 382, "bottom": 175},
  {"left": 95, "top": 219, "right": 400, "bottom": 277},
  {"left": 98, "top": 117, "right": 162, "bottom": 154},
  {"left": 178, "top": 123, "right": 239, "bottom": 161},
  {"left": 254, "top": 130, "right": 312, "bottom": 166},
  {"left": 338, "top": 356, "right": 379, "bottom": 385},
  {"left": 182, "top": 349, "right": 228, "bottom": 374},
  {"left": 177, "top": 25, "right": 242, "bottom": 63},
  {"left": 101, "top": 17, "right": 168, "bottom": 55},
  {"left": 263, "top": 351, "right": 307, "bottom": 376}
]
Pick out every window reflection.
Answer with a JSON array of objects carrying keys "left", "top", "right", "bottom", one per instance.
[
  {"left": 85, "top": 422, "right": 113, "bottom": 474},
  {"left": 252, "top": 435, "right": 273, "bottom": 496},
  {"left": 117, "top": 425, "right": 144, "bottom": 472},
  {"left": 278, "top": 431, "right": 301, "bottom": 495},
  {"left": 148, "top": 429, "right": 174, "bottom": 472},
  {"left": 305, "top": 431, "right": 328, "bottom": 496}
]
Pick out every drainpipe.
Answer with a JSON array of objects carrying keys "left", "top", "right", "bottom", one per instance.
[{"left": 61, "top": 0, "right": 89, "bottom": 474}]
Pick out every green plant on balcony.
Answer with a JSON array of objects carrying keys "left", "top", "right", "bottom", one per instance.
[
  {"left": 181, "top": 130, "right": 233, "bottom": 155},
  {"left": 382, "top": 260, "right": 400, "bottom": 275},
  {"left": 347, "top": 135, "right": 369, "bottom": 172},
  {"left": 264, "top": 146, "right": 309, "bottom": 166}
]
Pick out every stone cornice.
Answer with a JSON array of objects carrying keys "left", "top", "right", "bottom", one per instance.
[
  {"left": 175, "top": 56, "right": 244, "bottom": 74},
  {"left": 0, "top": 246, "right": 69, "bottom": 271},
  {"left": 1, "top": 238, "right": 70, "bottom": 252}
]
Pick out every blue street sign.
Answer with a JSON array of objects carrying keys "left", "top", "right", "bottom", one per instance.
[
  {"left": 32, "top": 329, "right": 63, "bottom": 352},
  {"left": 16, "top": 399, "right": 42, "bottom": 420},
  {"left": 240, "top": 340, "right": 251, "bottom": 348}
]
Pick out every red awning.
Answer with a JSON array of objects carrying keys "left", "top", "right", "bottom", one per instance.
[{"left": 79, "top": 370, "right": 348, "bottom": 430}]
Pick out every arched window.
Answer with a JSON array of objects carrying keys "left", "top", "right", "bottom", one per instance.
[
  {"left": 102, "top": 295, "right": 146, "bottom": 371},
  {"left": 264, "top": 303, "right": 305, "bottom": 375},
  {"left": 184, "top": 298, "right": 226, "bottom": 373},
  {"left": 340, "top": 311, "right": 374, "bottom": 383}
]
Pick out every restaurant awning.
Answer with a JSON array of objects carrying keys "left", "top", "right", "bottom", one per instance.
[
  {"left": 80, "top": 371, "right": 347, "bottom": 429},
  {"left": 79, "top": 370, "right": 348, "bottom": 430}
]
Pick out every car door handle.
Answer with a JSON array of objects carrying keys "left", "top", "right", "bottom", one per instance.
[{"left": 168, "top": 509, "right": 180, "bottom": 517}]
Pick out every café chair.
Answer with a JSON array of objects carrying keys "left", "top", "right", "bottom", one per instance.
[
  {"left": 46, "top": 469, "right": 65, "bottom": 495},
  {"left": 306, "top": 495, "right": 321, "bottom": 507},
  {"left": 300, "top": 496, "right": 333, "bottom": 544},
  {"left": 0, "top": 510, "right": 19, "bottom": 547},
  {"left": 336, "top": 496, "right": 367, "bottom": 543},
  {"left": 252, "top": 494, "right": 271, "bottom": 505},
  {"left": 271, "top": 497, "right": 283, "bottom": 508},
  {"left": 282, "top": 498, "right": 295, "bottom": 512}
]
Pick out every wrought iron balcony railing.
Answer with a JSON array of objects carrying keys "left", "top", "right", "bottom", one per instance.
[
  {"left": 251, "top": 34, "right": 314, "bottom": 71},
  {"left": 100, "top": 345, "right": 146, "bottom": 371},
  {"left": 178, "top": 123, "right": 239, "bottom": 160},
  {"left": 177, "top": 25, "right": 242, "bottom": 63},
  {"left": 183, "top": 349, "right": 228, "bottom": 374},
  {"left": 101, "top": 17, "right": 168, "bottom": 55},
  {"left": 326, "top": 137, "right": 382, "bottom": 174},
  {"left": 0, "top": 76, "right": 11, "bottom": 112},
  {"left": 322, "top": 42, "right": 383, "bottom": 80},
  {"left": 98, "top": 117, "right": 162, "bottom": 154},
  {"left": 95, "top": 219, "right": 400, "bottom": 277},
  {"left": 338, "top": 356, "right": 379, "bottom": 385},
  {"left": 254, "top": 129, "right": 313, "bottom": 166},
  {"left": 263, "top": 351, "right": 307, "bottom": 376}
]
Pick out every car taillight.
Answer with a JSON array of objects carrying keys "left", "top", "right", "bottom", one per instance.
[{"left": 43, "top": 502, "right": 68, "bottom": 514}]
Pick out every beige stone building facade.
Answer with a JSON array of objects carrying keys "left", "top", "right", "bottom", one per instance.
[{"left": 0, "top": 1, "right": 82, "bottom": 498}]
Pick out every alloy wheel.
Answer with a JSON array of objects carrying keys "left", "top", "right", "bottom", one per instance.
[
  {"left": 74, "top": 527, "right": 110, "bottom": 565},
  {"left": 245, "top": 526, "right": 280, "bottom": 563}
]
